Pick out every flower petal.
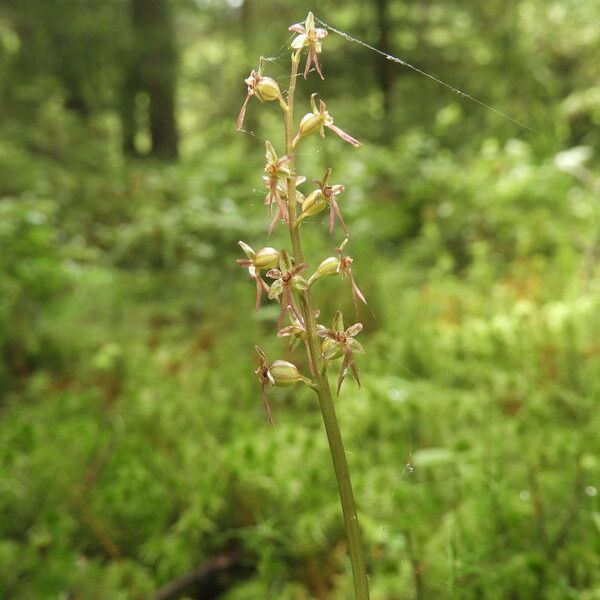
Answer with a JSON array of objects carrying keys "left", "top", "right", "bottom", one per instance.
[
  {"left": 332, "top": 200, "right": 349, "bottom": 235},
  {"left": 268, "top": 278, "right": 284, "bottom": 300},
  {"left": 260, "top": 387, "right": 275, "bottom": 427},
  {"left": 254, "top": 276, "right": 265, "bottom": 311},
  {"left": 347, "top": 338, "right": 365, "bottom": 354},
  {"left": 238, "top": 240, "right": 254, "bottom": 258},
  {"left": 279, "top": 250, "right": 294, "bottom": 273},
  {"left": 332, "top": 310, "right": 344, "bottom": 333},
  {"left": 312, "top": 50, "right": 324, "bottom": 79},
  {"left": 265, "top": 140, "right": 278, "bottom": 164},
  {"left": 350, "top": 274, "right": 367, "bottom": 305},
  {"left": 292, "top": 275, "right": 309, "bottom": 291},
  {"left": 236, "top": 93, "right": 251, "bottom": 132},
  {"left": 337, "top": 353, "right": 349, "bottom": 395},
  {"left": 328, "top": 202, "right": 336, "bottom": 234},
  {"left": 324, "top": 340, "right": 342, "bottom": 360},
  {"left": 303, "top": 50, "right": 314, "bottom": 79},
  {"left": 348, "top": 354, "right": 361, "bottom": 388},
  {"left": 346, "top": 322, "right": 363, "bottom": 337},
  {"left": 291, "top": 33, "right": 308, "bottom": 49}
]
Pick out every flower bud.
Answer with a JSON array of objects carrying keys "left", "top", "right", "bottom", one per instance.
[
  {"left": 255, "top": 77, "right": 282, "bottom": 102},
  {"left": 253, "top": 247, "right": 280, "bottom": 270},
  {"left": 269, "top": 360, "right": 308, "bottom": 387},
  {"left": 308, "top": 256, "right": 340, "bottom": 285}
]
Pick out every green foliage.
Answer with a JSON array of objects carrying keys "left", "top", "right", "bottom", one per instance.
[{"left": 0, "top": 198, "right": 70, "bottom": 388}]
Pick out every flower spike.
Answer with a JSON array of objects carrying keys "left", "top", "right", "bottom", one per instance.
[
  {"left": 289, "top": 12, "right": 328, "bottom": 79},
  {"left": 236, "top": 21, "right": 371, "bottom": 592}
]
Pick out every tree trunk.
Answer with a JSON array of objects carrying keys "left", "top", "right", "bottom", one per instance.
[
  {"left": 374, "top": 0, "right": 395, "bottom": 123},
  {"left": 122, "top": 0, "right": 179, "bottom": 158}
]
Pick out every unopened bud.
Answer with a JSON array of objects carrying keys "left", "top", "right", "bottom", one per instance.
[
  {"left": 255, "top": 77, "right": 282, "bottom": 102},
  {"left": 269, "top": 360, "right": 309, "bottom": 387},
  {"left": 308, "top": 256, "right": 339, "bottom": 285},
  {"left": 253, "top": 247, "right": 280, "bottom": 270}
]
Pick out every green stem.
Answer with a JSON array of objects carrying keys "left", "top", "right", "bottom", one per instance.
[{"left": 284, "top": 50, "right": 370, "bottom": 600}]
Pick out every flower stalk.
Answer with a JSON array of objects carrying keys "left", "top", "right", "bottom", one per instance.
[{"left": 236, "top": 13, "right": 370, "bottom": 599}]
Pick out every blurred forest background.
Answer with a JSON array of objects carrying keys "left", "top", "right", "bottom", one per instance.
[{"left": 1, "top": 0, "right": 600, "bottom": 598}]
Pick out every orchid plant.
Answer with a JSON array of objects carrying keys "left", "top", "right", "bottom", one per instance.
[{"left": 235, "top": 12, "right": 370, "bottom": 599}]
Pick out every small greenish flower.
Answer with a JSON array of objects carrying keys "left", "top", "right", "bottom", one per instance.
[
  {"left": 308, "top": 239, "right": 367, "bottom": 310},
  {"left": 296, "top": 168, "right": 347, "bottom": 235},
  {"left": 263, "top": 141, "right": 291, "bottom": 234},
  {"left": 317, "top": 311, "right": 364, "bottom": 394},
  {"left": 266, "top": 250, "right": 309, "bottom": 328},
  {"left": 277, "top": 314, "right": 307, "bottom": 351},
  {"left": 289, "top": 12, "right": 328, "bottom": 79},
  {"left": 236, "top": 69, "right": 286, "bottom": 132},
  {"left": 278, "top": 177, "right": 305, "bottom": 205},
  {"left": 255, "top": 346, "right": 310, "bottom": 426},
  {"left": 270, "top": 360, "right": 310, "bottom": 386},
  {"left": 237, "top": 241, "right": 279, "bottom": 310},
  {"left": 293, "top": 94, "right": 361, "bottom": 149}
]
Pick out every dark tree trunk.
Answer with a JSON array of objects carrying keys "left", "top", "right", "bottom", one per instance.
[
  {"left": 121, "top": 0, "right": 179, "bottom": 159},
  {"left": 62, "top": 75, "right": 90, "bottom": 117},
  {"left": 375, "top": 0, "right": 395, "bottom": 122},
  {"left": 120, "top": 62, "right": 138, "bottom": 156}
]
